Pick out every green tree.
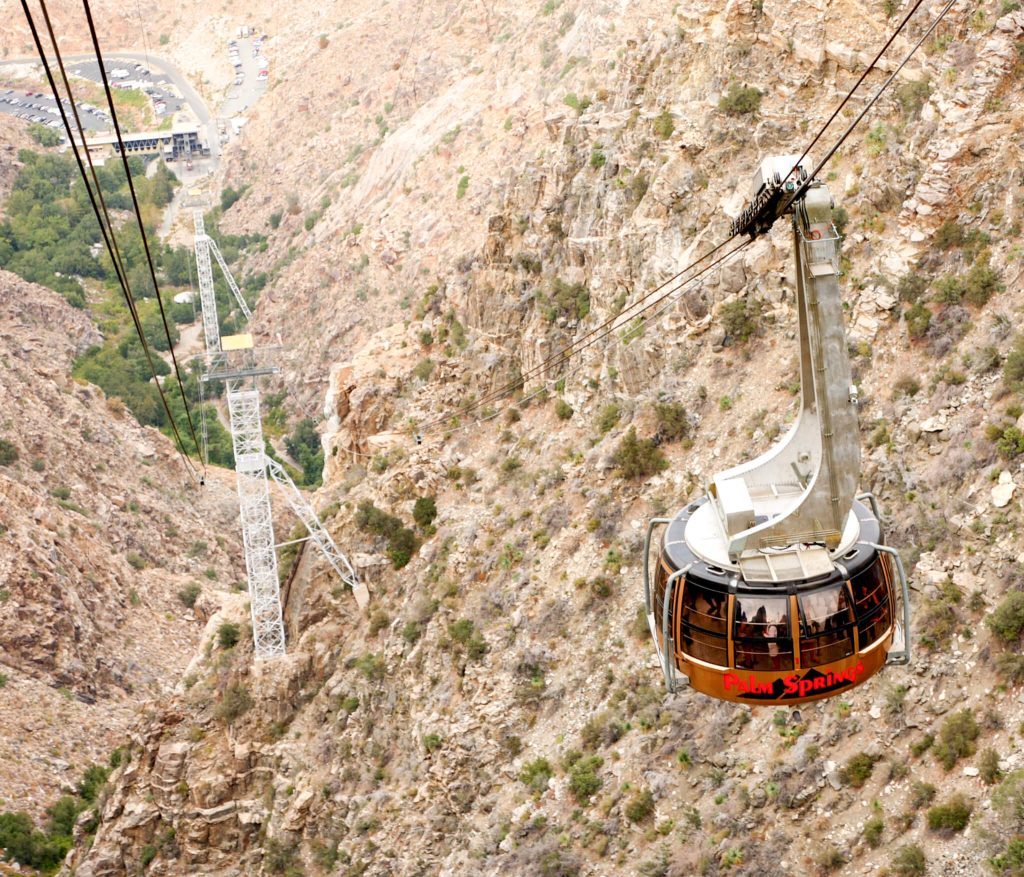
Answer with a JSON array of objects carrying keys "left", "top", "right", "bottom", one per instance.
[{"left": 28, "top": 123, "right": 62, "bottom": 147}]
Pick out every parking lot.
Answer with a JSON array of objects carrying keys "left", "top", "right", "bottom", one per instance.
[
  {"left": 0, "top": 57, "right": 190, "bottom": 139},
  {"left": 218, "top": 36, "right": 269, "bottom": 123},
  {"left": 68, "top": 59, "right": 184, "bottom": 116},
  {"left": 0, "top": 87, "right": 108, "bottom": 136}
]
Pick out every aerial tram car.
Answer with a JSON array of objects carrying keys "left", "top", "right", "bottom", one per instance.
[{"left": 644, "top": 156, "right": 910, "bottom": 705}]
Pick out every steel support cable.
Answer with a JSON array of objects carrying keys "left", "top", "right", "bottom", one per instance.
[
  {"left": 416, "top": 237, "right": 753, "bottom": 440},
  {"left": 399, "top": 0, "right": 961, "bottom": 443},
  {"left": 785, "top": 0, "right": 929, "bottom": 182},
  {"left": 303, "top": 238, "right": 753, "bottom": 461},
  {"left": 80, "top": 0, "right": 206, "bottom": 468},
  {"left": 789, "top": 0, "right": 960, "bottom": 206},
  {"left": 422, "top": 2, "right": 960, "bottom": 433},
  {"left": 33, "top": 2, "right": 131, "bottom": 287},
  {"left": 425, "top": 237, "right": 755, "bottom": 443},
  {"left": 412, "top": 234, "right": 741, "bottom": 434},
  {"left": 472, "top": 0, "right": 960, "bottom": 432},
  {"left": 20, "top": 0, "right": 201, "bottom": 481}
]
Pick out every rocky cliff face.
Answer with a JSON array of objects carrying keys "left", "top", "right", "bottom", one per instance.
[
  {"left": 0, "top": 268, "right": 246, "bottom": 818},
  {"left": 51, "top": 0, "right": 1024, "bottom": 875}
]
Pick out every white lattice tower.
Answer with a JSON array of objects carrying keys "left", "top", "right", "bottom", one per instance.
[
  {"left": 227, "top": 388, "right": 286, "bottom": 659},
  {"left": 192, "top": 211, "right": 221, "bottom": 353},
  {"left": 191, "top": 210, "right": 366, "bottom": 661}
]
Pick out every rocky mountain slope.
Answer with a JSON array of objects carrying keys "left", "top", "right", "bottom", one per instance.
[
  {"left": 18, "top": 0, "right": 1024, "bottom": 875},
  {"left": 0, "top": 266, "right": 246, "bottom": 819}
]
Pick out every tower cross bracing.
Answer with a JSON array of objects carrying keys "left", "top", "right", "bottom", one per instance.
[{"left": 191, "top": 210, "right": 366, "bottom": 662}]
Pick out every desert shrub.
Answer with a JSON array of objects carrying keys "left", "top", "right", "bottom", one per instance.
[
  {"left": 178, "top": 582, "right": 201, "bottom": 609},
  {"left": 910, "top": 735, "right": 935, "bottom": 758},
  {"left": 905, "top": 302, "right": 931, "bottom": 339},
  {"left": 263, "top": 838, "right": 300, "bottom": 875},
  {"left": 220, "top": 185, "right": 246, "bottom": 212},
  {"left": 863, "top": 814, "right": 884, "bottom": 848},
  {"left": 448, "top": 619, "right": 488, "bottom": 660},
  {"left": 356, "top": 652, "right": 386, "bottom": 681},
  {"left": 997, "top": 653, "right": 1024, "bottom": 682},
  {"left": 215, "top": 684, "right": 253, "bottom": 722},
  {"left": 1004, "top": 335, "right": 1024, "bottom": 387},
  {"left": 76, "top": 764, "right": 110, "bottom": 803},
  {"left": 413, "top": 496, "right": 437, "bottom": 528},
  {"left": 217, "top": 621, "right": 240, "bottom": 649},
  {"left": 891, "top": 844, "right": 926, "bottom": 877},
  {"left": 816, "top": 846, "right": 846, "bottom": 872},
  {"left": 840, "top": 752, "right": 876, "bottom": 788},
  {"left": 987, "top": 591, "right": 1024, "bottom": 642},
  {"left": 926, "top": 794, "right": 972, "bottom": 834},
  {"left": 896, "top": 79, "right": 931, "bottom": 117},
  {"left": 613, "top": 427, "right": 668, "bottom": 479},
  {"left": 355, "top": 501, "right": 418, "bottom": 568},
  {"left": 520, "top": 757, "right": 554, "bottom": 792},
  {"left": 590, "top": 145, "right": 606, "bottom": 169},
  {"left": 934, "top": 220, "right": 964, "bottom": 250},
  {"left": 0, "top": 439, "right": 18, "bottom": 466},
  {"left": 555, "top": 399, "right": 574, "bottom": 420},
  {"left": 978, "top": 749, "right": 1003, "bottom": 782},
  {"left": 934, "top": 709, "right": 979, "bottom": 769},
  {"left": 991, "top": 839, "right": 1024, "bottom": 875},
  {"left": 892, "top": 375, "right": 921, "bottom": 398},
  {"left": 963, "top": 254, "right": 1004, "bottom": 306},
  {"left": 563, "top": 92, "right": 591, "bottom": 113},
  {"left": 653, "top": 109, "right": 675, "bottom": 138},
  {"left": 568, "top": 754, "right": 603, "bottom": 804},
  {"left": 897, "top": 272, "right": 928, "bottom": 303},
  {"left": 550, "top": 278, "right": 590, "bottom": 322},
  {"left": 596, "top": 403, "right": 621, "bottom": 433},
  {"left": 934, "top": 274, "right": 965, "bottom": 304},
  {"left": 993, "top": 770, "right": 1024, "bottom": 837},
  {"left": 719, "top": 297, "right": 763, "bottom": 344},
  {"left": 909, "top": 780, "right": 936, "bottom": 809},
  {"left": 719, "top": 83, "right": 762, "bottom": 115},
  {"left": 368, "top": 609, "right": 391, "bottom": 636},
  {"left": 422, "top": 733, "right": 443, "bottom": 753},
  {"left": 653, "top": 401, "right": 689, "bottom": 442},
  {"left": 412, "top": 358, "right": 434, "bottom": 381},
  {"left": 625, "top": 788, "right": 655, "bottom": 823}
]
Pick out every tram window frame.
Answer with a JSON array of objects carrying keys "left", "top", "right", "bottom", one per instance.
[
  {"left": 798, "top": 583, "right": 856, "bottom": 665},
  {"left": 677, "top": 581, "right": 729, "bottom": 668},
  {"left": 731, "top": 594, "right": 794, "bottom": 672},
  {"left": 849, "top": 560, "right": 892, "bottom": 648}
]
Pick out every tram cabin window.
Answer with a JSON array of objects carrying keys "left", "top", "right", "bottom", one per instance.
[
  {"left": 733, "top": 595, "right": 792, "bottom": 671},
  {"left": 850, "top": 560, "right": 891, "bottom": 647},
  {"left": 799, "top": 584, "right": 855, "bottom": 665},
  {"left": 679, "top": 583, "right": 728, "bottom": 667}
]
